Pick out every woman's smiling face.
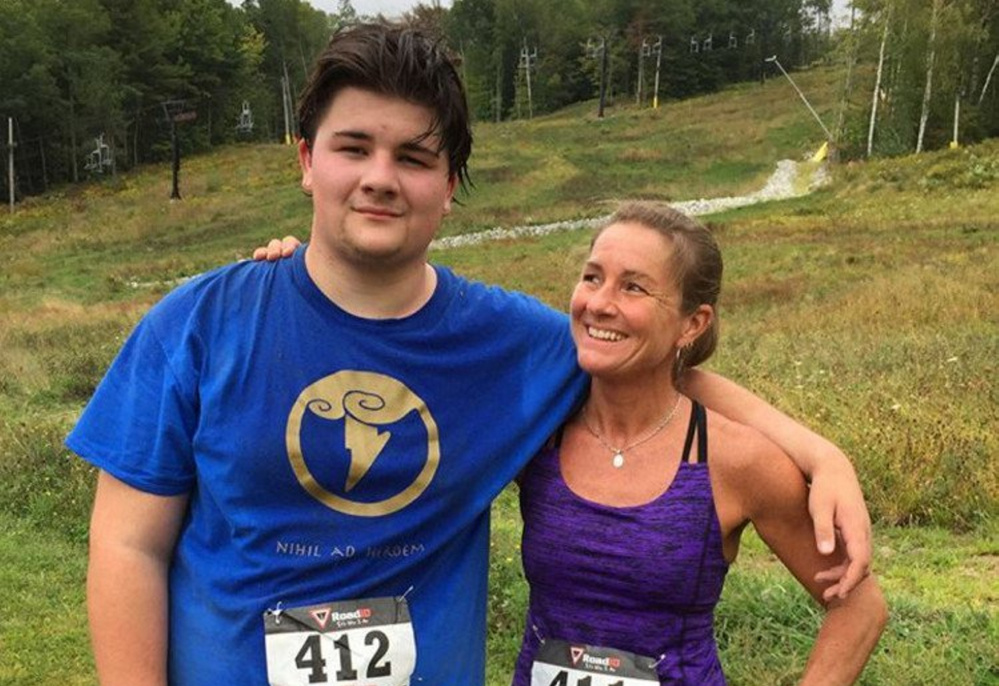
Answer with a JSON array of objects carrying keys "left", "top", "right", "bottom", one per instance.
[{"left": 570, "top": 221, "right": 699, "bottom": 383}]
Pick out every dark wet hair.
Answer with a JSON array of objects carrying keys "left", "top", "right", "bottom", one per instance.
[
  {"left": 594, "top": 201, "right": 723, "bottom": 380},
  {"left": 297, "top": 22, "right": 472, "bottom": 189}
]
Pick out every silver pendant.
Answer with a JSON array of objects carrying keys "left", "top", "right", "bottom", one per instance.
[{"left": 612, "top": 451, "right": 625, "bottom": 468}]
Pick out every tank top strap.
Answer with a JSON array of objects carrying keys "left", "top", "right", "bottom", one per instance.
[{"left": 680, "top": 400, "right": 708, "bottom": 464}]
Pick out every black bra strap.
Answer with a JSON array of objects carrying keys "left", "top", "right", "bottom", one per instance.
[
  {"left": 681, "top": 401, "right": 698, "bottom": 463},
  {"left": 680, "top": 401, "right": 708, "bottom": 464},
  {"left": 549, "top": 424, "right": 566, "bottom": 449},
  {"left": 696, "top": 402, "right": 708, "bottom": 465}
]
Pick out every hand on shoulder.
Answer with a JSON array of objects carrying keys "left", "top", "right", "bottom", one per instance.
[{"left": 252, "top": 235, "right": 302, "bottom": 261}]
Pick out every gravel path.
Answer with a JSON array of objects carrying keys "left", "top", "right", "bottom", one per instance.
[
  {"left": 128, "top": 160, "right": 824, "bottom": 288},
  {"left": 431, "top": 159, "right": 827, "bottom": 251}
]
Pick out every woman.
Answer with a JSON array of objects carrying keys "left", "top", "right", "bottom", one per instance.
[{"left": 513, "top": 201, "right": 886, "bottom": 685}]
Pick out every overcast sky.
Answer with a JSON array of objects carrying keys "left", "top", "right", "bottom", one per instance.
[
  {"left": 311, "top": 0, "right": 451, "bottom": 18},
  {"left": 313, "top": 0, "right": 851, "bottom": 23}
]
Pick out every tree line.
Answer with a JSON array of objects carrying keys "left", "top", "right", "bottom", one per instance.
[
  {"left": 443, "top": 0, "right": 836, "bottom": 122},
  {"left": 841, "top": 0, "right": 999, "bottom": 157},
  {"left": 1, "top": 0, "right": 997, "bottom": 203},
  {"left": 0, "top": 0, "right": 339, "bottom": 199}
]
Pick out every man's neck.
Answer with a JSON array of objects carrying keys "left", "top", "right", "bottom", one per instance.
[{"left": 304, "top": 243, "right": 438, "bottom": 320}]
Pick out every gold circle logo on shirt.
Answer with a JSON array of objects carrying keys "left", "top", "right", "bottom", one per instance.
[{"left": 286, "top": 371, "right": 439, "bottom": 517}]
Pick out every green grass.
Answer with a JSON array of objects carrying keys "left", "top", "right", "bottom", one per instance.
[
  {"left": 0, "top": 514, "right": 92, "bottom": 685},
  {"left": 1, "top": 67, "right": 996, "bottom": 684},
  {"left": 715, "top": 525, "right": 999, "bottom": 686}
]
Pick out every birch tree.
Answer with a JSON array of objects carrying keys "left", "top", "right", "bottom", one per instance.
[
  {"left": 868, "top": 4, "right": 891, "bottom": 156},
  {"left": 915, "top": 0, "right": 940, "bottom": 152}
]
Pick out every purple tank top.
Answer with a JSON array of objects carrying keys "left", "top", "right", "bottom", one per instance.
[{"left": 513, "top": 403, "right": 729, "bottom": 685}]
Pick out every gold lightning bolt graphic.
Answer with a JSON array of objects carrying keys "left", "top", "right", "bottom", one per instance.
[
  {"left": 343, "top": 415, "right": 391, "bottom": 492},
  {"left": 287, "top": 371, "right": 440, "bottom": 516}
]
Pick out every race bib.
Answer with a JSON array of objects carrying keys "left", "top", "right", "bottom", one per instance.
[
  {"left": 531, "top": 639, "right": 660, "bottom": 686},
  {"left": 264, "top": 596, "right": 415, "bottom": 686}
]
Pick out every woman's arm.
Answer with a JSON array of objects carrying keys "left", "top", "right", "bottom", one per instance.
[
  {"left": 714, "top": 420, "right": 887, "bottom": 685},
  {"left": 88, "top": 471, "right": 189, "bottom": 686},
  {"left": 683, "top": 368, "right": 871, "bottom": 598}
]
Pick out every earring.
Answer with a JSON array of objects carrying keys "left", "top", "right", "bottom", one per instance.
[{"left": 676, "top": 342, "right": 693, "bottom": 361}]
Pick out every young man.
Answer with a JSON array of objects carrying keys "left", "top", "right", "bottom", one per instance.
[{"left": 69, "top": 23, "right": 870, "bottom": 686}]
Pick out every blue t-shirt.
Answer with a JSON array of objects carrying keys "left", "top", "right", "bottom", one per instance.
[{"left": 67, "top": 247, "right": 586, "bottom": 685}]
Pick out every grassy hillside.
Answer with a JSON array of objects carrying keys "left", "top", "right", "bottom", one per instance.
[
  {"left": 0, "top": 64, "right": 843, "bottom": 308},
  {"left": 0, "top": 66, "right": 996, "bottom": 684}
]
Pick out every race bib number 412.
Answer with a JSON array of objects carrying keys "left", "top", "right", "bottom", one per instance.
[
  {"left": 531, "top": 639, "right": 660, "bottom": 686},
  {"left": 264, "top": 596, "right": 415, "bottom": 686}
]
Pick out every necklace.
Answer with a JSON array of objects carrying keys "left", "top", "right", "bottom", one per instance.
[{"left": 582, "top": 394, "right": 683, "bottom": 468}]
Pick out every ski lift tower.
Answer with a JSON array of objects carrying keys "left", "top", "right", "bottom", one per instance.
[
  {"left": 162, "top": 99, "right": 197, "bottom": 200},
  {"left": 637, "top": 37, "right": 652, "bottom": 105},
  {"left": 518, "top": 41, "right": 538, "bottom": 119},
  {"left": 586, "top": 36, "right": 609, "bottom": 118},
  {"left": 6, "top": 118, "right": 14, "bottom": 214},
  {"left": 651, "top": 36, "right": 663, "bottom": 109}
]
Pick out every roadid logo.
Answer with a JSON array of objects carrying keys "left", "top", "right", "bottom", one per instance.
[
  {"left": 570, "top": 646, "right": 621, "bottom": 670},
  {"left": 310, "top": 607, "right": 373, "bottom": 629},
  {"left": 286, "top": 371, "right": 439, "bottom": 516}
]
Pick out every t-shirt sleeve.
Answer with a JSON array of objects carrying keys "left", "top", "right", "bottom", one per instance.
[
  {"left": 66, "top": 310, "right": 198, "bottom": 496},
  {"left": 519, "top": 296, "right": 584, "bottom": 402}
]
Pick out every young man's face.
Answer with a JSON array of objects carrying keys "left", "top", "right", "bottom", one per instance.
[{"left": 300, "top": 87, "right": 457, "bottom": 272}]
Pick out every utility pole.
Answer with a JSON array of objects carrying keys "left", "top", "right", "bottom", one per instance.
[
  {"left": 518, "top": 41, "right": 537, "bottom": 119},
  {"left": 765, "top": 55, "right": 833, "bottom": 141},
  {"left": 651, "top": 36, "right": 663, "bottom": 109},
  {"left": 7, "top": 117, "right": 14, "bottom": 213}
]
